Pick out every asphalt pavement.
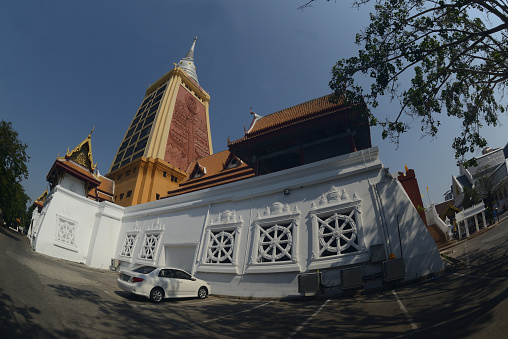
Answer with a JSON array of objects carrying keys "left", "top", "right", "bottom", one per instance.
[{"left": 1, "top": 218, "right": 507, "bottom": 338}]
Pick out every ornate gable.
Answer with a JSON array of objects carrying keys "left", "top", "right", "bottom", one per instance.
[
  {"left": 223, "top": 152, "right": 242, "bottom": 170},
  {"left": 189, "top": 161, "right": 206, "bottom": 179},
  {"left": 65, "top": 129, "right": 97, "bottom": 172},
  {"left": 36, "top": 189, "right": 48, "bottom": 203}
]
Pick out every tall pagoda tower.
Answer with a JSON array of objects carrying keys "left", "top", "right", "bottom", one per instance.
[{"left": 107, "top": 37, "right": 213, "bottom": 207}]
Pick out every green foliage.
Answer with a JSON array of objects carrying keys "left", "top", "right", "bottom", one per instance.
[
  {"left": 0, "top": 120, "right": 30, "bottom": 224},
  {"left": 462, "top": 186, "right": 480, "bottom": 209},
  {"left": 328, "top": 0, "right": 508, "bottom": 162}
]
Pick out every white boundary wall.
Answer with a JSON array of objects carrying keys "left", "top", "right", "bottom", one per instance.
[
  {"left": 30, "top": 185, "right": 124, "bottom": 270},
  {"left": 31, "top": 147, "right": 443, "bottom": 297},
  {"left": 115, "top": 147, "right": 443, "bottom": 297}
]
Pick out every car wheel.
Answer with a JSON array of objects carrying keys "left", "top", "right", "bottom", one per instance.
[
  {"left": 150, "top": 287, "right": 164, "bottom": 303},
  {"left": 198, "top": 286, "right": 208, "bottom": 299}
]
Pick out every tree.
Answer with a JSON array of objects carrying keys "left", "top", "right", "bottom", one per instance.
[
  {"left": 0, "top": 120, "right": 30, "bottom": 224},
  {"left": 303, "top": 0, "right": 508, "bottom": 164},
  {"left": 462, "top": 186, "right": 481, "bottom": 209},
  {"left": 474, "top": 165, "right": 498, "bottom": 203}
]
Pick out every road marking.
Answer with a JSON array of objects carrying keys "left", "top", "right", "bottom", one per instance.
[
  {"left": 183, "top": 301, "right": 273, "bottom": 327},
  {"left": 287, "top": 299, "right": 330, "bottom": 339},
  {"left": 453, "top": 272, "right": 507, "bottom": 281},
  {"left": 392, "top": 290, "right": 417, "bottom": 330},
  {"left": 173, "top": 298, "right": 220, "bottom": 306}
]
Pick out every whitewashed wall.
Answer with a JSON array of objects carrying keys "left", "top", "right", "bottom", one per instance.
[
  {"left": 31, "top": 185, "right": 123, "bottom": 269},
  {"left": 116, "top": 147, "right": 443, "bottom": 298}
]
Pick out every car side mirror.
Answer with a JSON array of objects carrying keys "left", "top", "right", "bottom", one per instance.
[{"left": 191, "top": 277, "right": 196, "bottom": 281}]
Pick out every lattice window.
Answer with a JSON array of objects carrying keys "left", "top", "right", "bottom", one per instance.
[
  {"left": 139, "top": 233, "right": 160, "bottom": 260},
  {"left": 197, "top": 210, "right": 242, "bottom": 274},
  {"left": 56, "top": 215, "right": 76, "bottom": 247},
  {"left": 256, "top": 222, "right": 295, "bottom": 263},
  {"left": 206, "top": 230, "right": 235, "bottom": 264},
  {"left": 309, "top": 186, "right": 367, "bottom": 270},
  {"left": 121, "top": 234, "right": 137, "bottom": 257},
  {"left": 317, "top": 210, "right": 360, "bottom": 257},
  {"left": 246, "top": 202, "right": 301, "bottom": 273}
]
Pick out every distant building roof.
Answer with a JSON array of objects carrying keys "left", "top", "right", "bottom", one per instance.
[
  {"left": 165, "top": 150, "right": 255, "bottom": 198},
  {"left": 228, "top": 94, "right": 371, "bottom": 175},
  {"left": 47, "top": 158, "right": 101, "bottom": 187},
  {"left": 88, "top": 175, "right": 115, "bottom": 202},
  {"left": 456, "top": 174, "right": 472, "bottom": 189},
  {"left": 230, "top": 94, "right": 350, "bottom": 144}
]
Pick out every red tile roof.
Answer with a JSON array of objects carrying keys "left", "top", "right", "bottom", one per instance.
[
  {"left": 165, "top": 150, "right": 255, "bottom": 198},
  {"left": 96, "top": 175, "right": 115, "bottom": 195},
  {"left": 48, "top": 159, "right": 101, "bottom": 186},
  {"left": 230, "top": 94, "right": 348, "bottom": 145},
  {"left": 87, "top": 175, "right": 115, "bottom": 202}
]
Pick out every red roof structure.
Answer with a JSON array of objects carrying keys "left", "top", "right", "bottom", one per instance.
[
  {"left": 163, "top": 94, "right": 372, "bottom": 198},
  {"left": 46, "top": 131, "right": 114, "bottom": 202},
  {"left": 228, "top": 94, "right": 371, "bottom": 175},
  {"left": 165, "top": 150, "right": 255, "bottom": 198}
]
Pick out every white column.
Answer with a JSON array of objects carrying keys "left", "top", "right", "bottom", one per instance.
[
  {"left": 474, "top": 214, "right": 479, "bottom": 232},
  {"left": 482, "top": 211, "right": 487, "bottom": 228},
  {"left": 465, "top": 219, "right": 470, "bottom": 237}
]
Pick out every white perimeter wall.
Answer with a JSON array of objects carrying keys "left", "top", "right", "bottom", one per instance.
[
  {"left": 116, "top": 147, "right": 443, "bottom": 298},
  {"left": 32, "top": 185, "right": 123, "bottom": 269}
]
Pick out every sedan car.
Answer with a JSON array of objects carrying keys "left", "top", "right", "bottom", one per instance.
[{"left": 117, "top": 266, "right": 211, "bottom": 303}]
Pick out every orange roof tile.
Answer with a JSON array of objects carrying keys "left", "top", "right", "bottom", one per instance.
[
  {"left": 48, "top": 159, "right": 101, "bottom": 186},
  {"left": 230, "top": 94, "right": 348, "bottom": 145},
  {"left": 96, "top": 175, "right": 115, "bottom": 195},
  {"left": 165, "top": 150, "right": 255, "bottom": 198}
]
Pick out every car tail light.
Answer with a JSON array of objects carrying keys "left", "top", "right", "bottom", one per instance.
[{"left": 131, "top": 277, "right": 144, "bottom": 283}]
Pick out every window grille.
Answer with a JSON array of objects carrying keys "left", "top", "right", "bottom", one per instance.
[
  {"left": 121, "top": 234, "right": 137, "bottom": 257},
  {"left": 206, "top": 230, "right": 235, "bottom": 264},
  {"left": 139, "top": 233, "right": 160, "bottom": 260}
]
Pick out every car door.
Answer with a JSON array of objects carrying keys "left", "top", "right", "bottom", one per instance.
[
  {"left": 158, "top": 269, "right": 181, "bottom": 297},
  {"left": 173, "top": 269, "right": 196, "bottom": 296}
]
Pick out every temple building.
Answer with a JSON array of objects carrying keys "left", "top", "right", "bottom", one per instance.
[
  {"left": 28, "top": 132, "right": 120, "bottom": 267},
  {"left": 107, "top": 37, "right": 212, "bottom": 207},
  {"left": 29, "top": 38, "right": 443, "bottom": 297}
]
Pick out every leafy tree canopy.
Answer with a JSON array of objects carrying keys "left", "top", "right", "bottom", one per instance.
[
  {"left": 462, "top": 186, "right": 481, "bottom": 209},
  {"left": 0, "top": 120, "right": 30, "bottom": 223},
  {"left": 302, "top": 0, "right": 508, "bottom": 165}
]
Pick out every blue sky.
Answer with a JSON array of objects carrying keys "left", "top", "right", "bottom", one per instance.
[{"left": 2, "top": 1, "right": 507, "bottom": 207}]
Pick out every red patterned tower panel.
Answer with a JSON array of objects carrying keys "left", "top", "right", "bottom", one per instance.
[{"left": 165, "top": 85, "right": 210, "bottom": 171}]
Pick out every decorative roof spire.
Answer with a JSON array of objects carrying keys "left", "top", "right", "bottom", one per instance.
[{"left": 178, "top": 36, "right": 199, "bottom": 84}]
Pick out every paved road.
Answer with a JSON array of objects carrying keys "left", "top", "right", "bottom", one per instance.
[{"left": 1, "top": 220, "right": 507, "bottom": 338}]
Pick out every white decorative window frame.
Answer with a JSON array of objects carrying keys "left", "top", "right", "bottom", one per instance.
[
  {"left": 197, "top": 210, "right": 243, "bottom": 274},
  {"left": 246, "top": 202, "right": 301, "bottom": 274},
  {"left": 54, "top": 213, "right": 78, "bottom": 252},
  {"left": 309, "top": 186, "right": 368, "bottom": 270},
  {"left": 137, "top": 218, "right": 165, "bottom": 263},
  {"left": 120, "top": 233, "right": 138, "bottom": 260}
]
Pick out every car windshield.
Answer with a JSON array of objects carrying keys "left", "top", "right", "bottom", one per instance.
[{"left": 132, "top": 266, "right": 156, "bottom": 274}]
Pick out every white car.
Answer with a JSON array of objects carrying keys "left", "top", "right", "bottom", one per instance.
[{"left": 117, "top": 266, "right": 211, "bottom": 303}]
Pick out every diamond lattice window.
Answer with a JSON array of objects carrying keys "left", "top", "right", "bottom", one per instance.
[
  {"left": 56, "top": 216, "right": 76, "bottom": 247},
  {"left": 121, "top": 234, "right": 137, "bottom": 257},
  {"left": 139, "top": 233, "right": 160, "bottom": 260},
  {"left": 317, "top": 210, "right": 360, "bottom": 257},
  {"left": 206, "top": 230, "right": 235, "bottom": 264}
]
